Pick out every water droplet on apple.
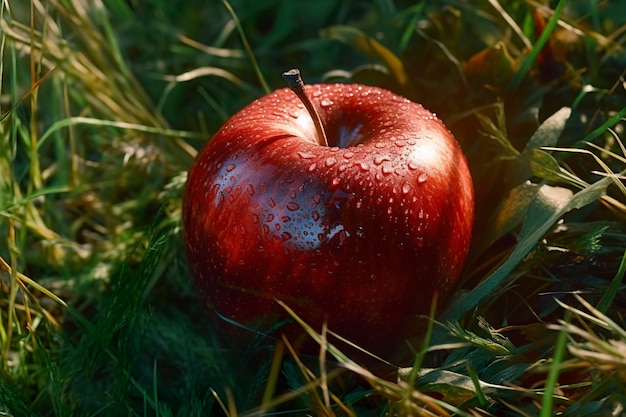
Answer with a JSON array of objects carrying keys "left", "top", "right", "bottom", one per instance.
[
  {"left": 247, "top": 184, "right": 254, "bottom": 196},
  {"left": 281, "top": 215, "right": 290, "bottom": 222},
  {"left": 416, "top": 236, "right": 424, "bottom": 248},
  {"left": 325, "top": 157, "right": 337, "bottom": 167},
  {"left": 298, "top": 151, "right": 315, "bottom": 159},
  {"left": 251, "top": 214, "right": 259, "bottom": 224},
  {"left": 408, "top": 160, "right": 420, "bottom": 170},
  {"left": 343, "top": 151, "right": 355, "bottom": 159},
  {"left": 373, "top": 155, "right": 390, "bottom": 165},
  {"left": 418, "top": 172, "right": 428, "bottom": 183},
  {"left": 225, "top": 163, "right": 236, "bottom": 172},
  {"left": 288, "top": 109, "right": 299, "bottom": 119},
  {"left": 266, "top": 213, "right": 275, "bottom": 222},
  {"left": 381, "top": 164, "right": 394, "bottom": 175},
  {"left": 269, "top": 198, "right": 276, "bottom": 208},
  {"left": 308, "top": 163, "right": 317, "bottom": 172},
  {"left": 387, "top": 206, "right": 393, "bottom": 214},
  {"left": 312, "top": 90, "right": 322, "bottom": 97},
  {"left": 312, "top": 193, "right": 321, "bottom": 207},
  {"left": 402, "top": 182, "right": 411, "bottom": 194},
  {"left": 287, "top": 202, "right": 299, "bottom": 211},
  {"left": 281, "top": 232, "right": 292, "bottom": 241},
  {"left": 374, "top": 142, "right": 385, "bottom": 149},
  {"left": 358, "top": 162, "right": 370, "bottom": 171},
  {"left": 262, "top": 224, "right": 270, "bottom": 235},
  {"left": 356, "top": 226, "right": 365, "bottom": 237},
  {"left": 312, "top": 210, "right": 320, "bottom": 221},
  {"left": 320, "top": 99, "right": 333, "bottom": 107}
]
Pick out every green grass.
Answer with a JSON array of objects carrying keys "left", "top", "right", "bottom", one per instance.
[{"left": 1, "top": 0, "right": 626, "bottom": 415}]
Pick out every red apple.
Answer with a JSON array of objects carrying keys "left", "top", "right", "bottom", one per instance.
[{"left": 183, "top": 70, "right": 474, "bottom": 358}]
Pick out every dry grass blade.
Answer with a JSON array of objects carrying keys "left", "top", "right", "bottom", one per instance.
[
  {"left": 276, "top": 300, "right": 467, "bottom": 417},
  {"left": 548, "top": 294, "right": 626, "bottom": 381},
  {"left": 1, "top": 0, "right": 195, "bottom": 162}
]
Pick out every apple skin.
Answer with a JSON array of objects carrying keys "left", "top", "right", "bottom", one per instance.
[{"left": 183, "top": 83, "right": 474, "bottom": 357}]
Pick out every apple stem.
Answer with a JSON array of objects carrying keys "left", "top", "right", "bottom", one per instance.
[{"left": 282, "top": 69, "right": 329, "bottom": 147}]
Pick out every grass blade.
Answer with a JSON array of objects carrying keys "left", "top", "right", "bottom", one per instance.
[
  {"left": 508, "top": 0, "right": 568, "bottom": 90},
  {"left": 596, "top": 250, "right": 626, "bottom": 314}
]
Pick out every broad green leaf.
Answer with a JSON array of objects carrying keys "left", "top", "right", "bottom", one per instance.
[
  {"left": 492, "top": 182, "right": 541, "bottom": 242},
  {"left": 440, "top": 175, "right": 612, "bottom": 327},
  {"left": 487, "top": 107, "right": 575, "bottom": 244},
  {"left": 524, "top": 107, "right": 572, "bottom": 151},
  {"left": 529, "top": 149, "right": 567, "bottom": 182},
  {"left": 320, "top": 25, "right": 408, "bottom": 88},
  {"left": 399, "top": 368, "right": 500, "bottom": 406},
  {"left": 416, "top": 370, "right": 481, "bottom": 404},
  {"left": 515, "top": 107, "right": 572, "bottom": 183}
]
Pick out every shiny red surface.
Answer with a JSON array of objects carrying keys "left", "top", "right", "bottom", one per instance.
[{"left": 183, "top": 83, "right": 474, "bottom": 357}]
